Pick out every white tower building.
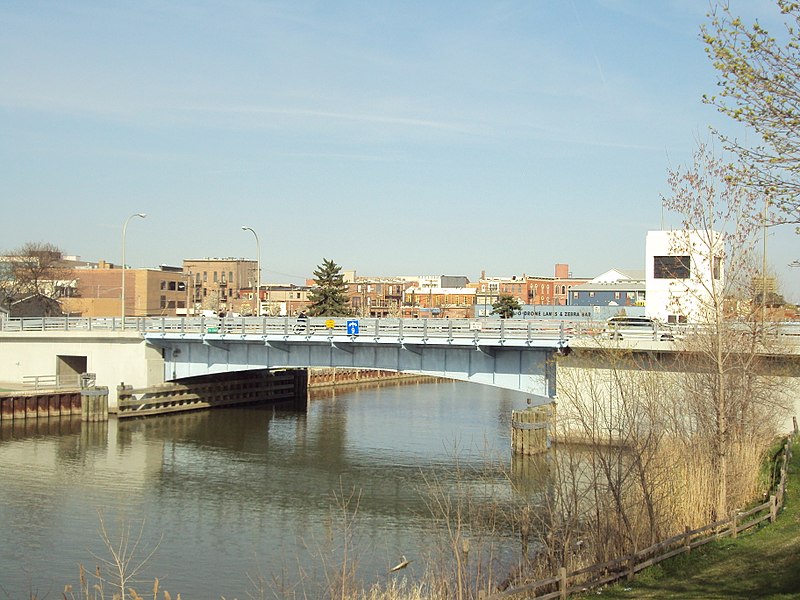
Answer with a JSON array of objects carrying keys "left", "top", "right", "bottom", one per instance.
[{"left": 645, "top": 229, "right": 724, "bottom": 323}]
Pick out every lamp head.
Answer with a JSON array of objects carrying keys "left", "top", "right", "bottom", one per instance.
[{"left": 137, "top": 213, "right": 147, "bottom": 218}]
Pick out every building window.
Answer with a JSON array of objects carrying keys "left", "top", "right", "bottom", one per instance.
[
  {"left": 713, "top": 256, "right": 722, "bottom": 280},
  {"left": 573, "top": 292, "right": 579, "bottom": 299},
  {"left": 168, "top": 281, "right": 177, "bottom": 291},
  {"left": 160, "top": 281, "right": 166, "bottom": 290},
  {"left": 203, "top": 272, "right": 207, "bottom": 282},
  {"left": 654, "top": 256, "right": 690, "bottom": 279},
  {"left": 589, "top": 291, "right": 595, "bottom": 298},
  {"left": 614, "top": 291, "right": 621, "bottom": 300},
  {"left": 229, "top": 271, "right": 233, "bottom": 283},
  {"left": 561, "top": 285, "right": 566, "bottom": 294},
  {"left": 177, "top": 281, "right": 186, "bottom": 292},
  {"left": 160, "top": 295, "right": 167, "bottom": 309},
  {"left": 213, "top": 272, "right": 218, "bottom": 283}
]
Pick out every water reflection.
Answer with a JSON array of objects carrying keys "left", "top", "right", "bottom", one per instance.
[{"left": 0, "top": 381, "right": 546, "bottom": 598}]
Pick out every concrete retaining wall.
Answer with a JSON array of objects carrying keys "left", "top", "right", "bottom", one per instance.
[{"left": 0, "top": 332, "right": 163, "bottom": 410}]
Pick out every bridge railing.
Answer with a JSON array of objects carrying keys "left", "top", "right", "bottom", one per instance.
[
  {"left": 2, "top": 316, "right": 798, "bottom": 344},
  {"left": 142, "top": 316, "right": 577, "bottom": 342},
  {"left": 0, "top": 316, "right": 581, "bottom": 341}
]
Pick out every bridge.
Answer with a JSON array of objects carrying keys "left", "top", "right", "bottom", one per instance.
[
  {"left": 0, "top": 316, "right": 575, "bottom": 408},
  {"left": 2, "top": 316, "right": 798, "bottom": 410}
]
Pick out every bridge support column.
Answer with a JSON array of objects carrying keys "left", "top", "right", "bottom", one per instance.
[{"left": 290, "top": 369, "right": 309, "bottom": 413}]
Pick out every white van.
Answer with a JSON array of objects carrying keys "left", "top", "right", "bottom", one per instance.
[{"left": 604, "top": 316, "right": 675, "bottom": 341}]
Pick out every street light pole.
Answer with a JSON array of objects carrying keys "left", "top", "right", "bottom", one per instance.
[
  {"left": 121, "top": 212, "right": 146, "bottom": 323},
  {"left": 241, "top": 226, "right": 261, "bottom": 316}
]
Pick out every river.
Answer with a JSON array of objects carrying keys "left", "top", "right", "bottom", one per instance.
[{"left": 0, "top": 380, "right": 541, "bottom": 598}]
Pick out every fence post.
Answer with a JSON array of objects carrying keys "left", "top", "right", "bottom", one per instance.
[
  {"left": 559, "top": 566, "right": 567, "bottom": 600},
  {"left": 731, "top": 513, "right": 738, "bottom": 538},
  {"left": 770, "top": 495, "right": 777, "bottom": 523},
  {"left": 684, "top": 525, "right": 691, "bottom": 554}
]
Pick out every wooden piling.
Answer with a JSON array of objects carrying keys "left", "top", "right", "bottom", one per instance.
[
  {"left": 292, "top": 369, "right": 309, "bottom": 412},
  {"left": 511, "top": 404, "right": 552, "bottom": 455},
  {"left": 80, "top": 387, "right": 109, "bottom": 422}
]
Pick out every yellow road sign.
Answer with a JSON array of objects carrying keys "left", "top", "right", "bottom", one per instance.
[{"left": 325, "top": 319, "right": 335, "bottom": 329}]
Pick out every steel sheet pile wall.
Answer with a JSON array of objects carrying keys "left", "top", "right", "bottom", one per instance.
[{"left": 0, "top": 390, "right": 81, "bottom": 421}]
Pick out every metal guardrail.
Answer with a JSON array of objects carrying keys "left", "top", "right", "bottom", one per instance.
[
  {"left": 0, "top": 316, "right": 574, "bottom": 342},
  {"left": 1, "top": 316, "right": 798, "bottom": 344}
]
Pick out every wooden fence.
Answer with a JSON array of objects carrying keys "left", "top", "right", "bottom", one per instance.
[
  {"left": 117, "top": 370, "right": 307, "bottom": 418},
  {"left": 486, "top": 437, "right": 793, "bottom": 600}
]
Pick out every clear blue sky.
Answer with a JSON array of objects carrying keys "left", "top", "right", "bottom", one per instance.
[{"left": 2, "top": 1, "right": 798, "bottom": 299}]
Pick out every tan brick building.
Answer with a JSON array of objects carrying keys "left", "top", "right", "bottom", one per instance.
[
  {"left": 402, "top": 286, "right": 476, "bottom": 318},
  {"left": 183, "top": 258, "right": 258, "bottom": 315},
  {"left": 61, "top": 261, "right": 190, "bottom": 317},
  {"left": 348, "top": 277, "right": 408, "bottom": 317}
]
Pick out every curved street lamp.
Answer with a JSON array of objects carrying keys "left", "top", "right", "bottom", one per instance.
[
  {"left": 121, "top": 212, "right": 147, "bottom": 322},
  {"left": 241, "top": 226, "right": 261, "bottom": 316}
]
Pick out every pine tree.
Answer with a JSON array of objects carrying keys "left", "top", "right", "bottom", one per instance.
[
  {"left": 307, "top": 258, "right": 351, "bottom": 316},
  {"left": 491, "top": 294, "right": 522, "bottom": 319}
]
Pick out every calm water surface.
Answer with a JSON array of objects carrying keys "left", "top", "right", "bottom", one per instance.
[{"left": 0, "top": 381, "right": 538, "bottom": 598}]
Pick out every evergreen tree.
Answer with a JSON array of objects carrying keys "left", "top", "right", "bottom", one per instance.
[
  {"left": 491, "top": 294, "right": 522, "bottom": 319},
  {"left": 307, "top": 258, "right": 351, "bottom": 316}
]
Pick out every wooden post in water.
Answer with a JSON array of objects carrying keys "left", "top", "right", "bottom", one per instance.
[
  {"left": 80, "top": 387, "right": 109, "bottom": 422},
  {"left": 291, "top": 369, "right": 309, "bottom": 412},
  {"left": 512, "top": 401, "right": 552, "bottom": 455}
]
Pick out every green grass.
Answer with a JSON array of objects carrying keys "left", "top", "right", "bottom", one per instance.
[{"left": 587, "top": 441, "right": 800, "bottom": 599}]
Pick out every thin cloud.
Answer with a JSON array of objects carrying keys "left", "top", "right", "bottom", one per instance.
[{"left": 181, "top": 104, "right": 480, "bottom": 134}]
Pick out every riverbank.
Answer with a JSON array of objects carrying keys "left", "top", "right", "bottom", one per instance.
[{"left": 586, "top": 440, "right": 800, "bottom": 599}]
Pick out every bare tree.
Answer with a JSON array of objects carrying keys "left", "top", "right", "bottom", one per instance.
[
  {"left": 661, "top": 142, "right": 791, "bottom": 520},
  {"left": 0, "top": 241, "right": 70, "bottom": 302},
  {"left": 703, "top": 0, "right": 800, "bottom": 227},
  {"left": 530, "top": 146, "right": 792, "bottom": 577}
]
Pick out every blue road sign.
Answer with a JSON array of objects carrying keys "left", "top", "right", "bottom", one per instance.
[{"left": 346, "top": 319, "right": 359, "bottom": 335}]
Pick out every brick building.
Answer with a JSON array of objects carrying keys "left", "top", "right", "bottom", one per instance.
[
  {"left": 348, "top": 277, "right": 409, "bottom": 317},
  {"left": 60, "top": 261, "right": 190, "bottom": 317},
  {"left": 183, "top": 258, "right": 258, "bottom": 315},
  {"left": 402, "top": 286, "right": 476, "bottom": 318}
]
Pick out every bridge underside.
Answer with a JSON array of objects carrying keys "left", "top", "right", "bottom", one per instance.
[{"left": 150, "top": 336, "right": 558, "bottom": 403}]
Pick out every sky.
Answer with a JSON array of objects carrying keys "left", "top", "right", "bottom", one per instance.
[{"left": 2, "top": 0, "right": 799, "bottom": 300}]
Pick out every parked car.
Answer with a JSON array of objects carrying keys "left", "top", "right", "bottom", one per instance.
[{"left": 604, "top": 316, "right": 675, "bottom": 341}]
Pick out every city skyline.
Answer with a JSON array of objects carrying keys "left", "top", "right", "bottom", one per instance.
[{"left": 2, "top": 1, "right": 798, "bottom": 300}]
